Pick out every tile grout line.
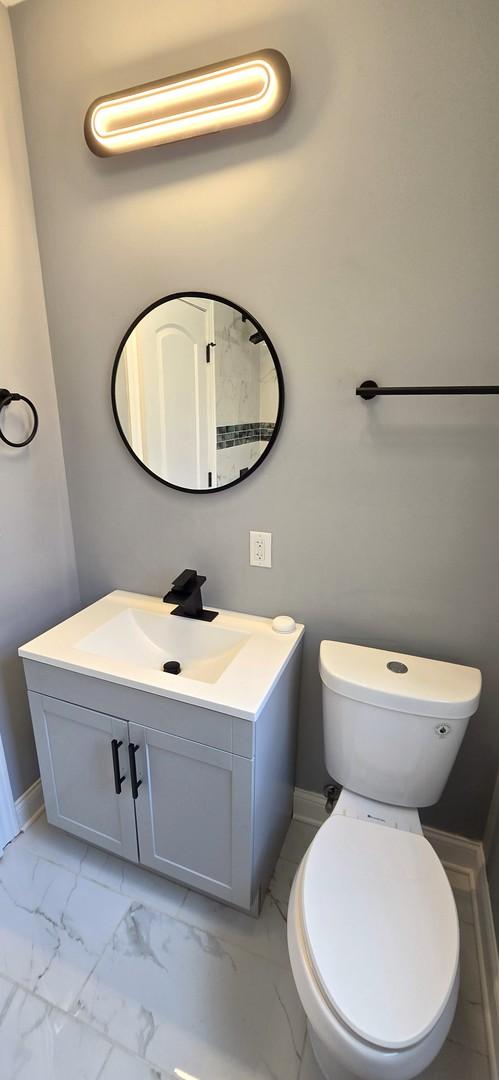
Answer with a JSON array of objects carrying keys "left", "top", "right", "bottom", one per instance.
[
  {"left": 1, "top": 834, "right": 142, "bottom": 1031},
  {"left": 0, "top": 968, "right": 175, "bottom": 1080},
  {"left": 11, "top": 831, "right": 302, "bottom": 969},
  {"left": 67, "top": 898, "right": 136, "bottom": 1019},
  {"left": 2, "top": 815, "right": 493, "bottom": 1079},
  {"left": 1, "top": 835, "right": 305, "bottom": 1076},
  {"left": 0, "top": 852, "right": 301, "bottom": 1073}
]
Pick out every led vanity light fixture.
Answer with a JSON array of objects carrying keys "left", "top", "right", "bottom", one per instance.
[{"left": 84, "top": 49, "right": 291, "bottom": 156}]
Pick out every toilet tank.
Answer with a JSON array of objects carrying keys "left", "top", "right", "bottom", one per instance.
[{"left": 319, "top": 641, "right": 481, "bottom": 808}]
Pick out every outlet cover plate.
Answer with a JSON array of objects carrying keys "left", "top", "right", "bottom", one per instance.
[{"left": 250, "top": 531, "right": 272, "bottom": 568}]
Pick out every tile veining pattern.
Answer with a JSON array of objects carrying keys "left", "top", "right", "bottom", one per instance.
[
  {"left": 214, "top": 303, "right": 279, "bottom": 487},
  {"left": 0, "top": 815, "right": 491, "bottom": 1079}
]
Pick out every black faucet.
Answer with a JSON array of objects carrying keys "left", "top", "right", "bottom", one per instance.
[{"left": 163, "top": 569, "right": 218, "bottom": 622}]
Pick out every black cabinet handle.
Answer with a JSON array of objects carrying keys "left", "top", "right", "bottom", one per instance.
[
  {"left": 128, "top": 742, "right": 142, "bottom": 800},
  {"left": 111, "top": 739, "right": 125, "bottom": 794}
]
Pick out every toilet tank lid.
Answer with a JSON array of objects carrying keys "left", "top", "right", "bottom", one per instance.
[{"left": 319, "top": 641, "right": 481, "bottom": 719}]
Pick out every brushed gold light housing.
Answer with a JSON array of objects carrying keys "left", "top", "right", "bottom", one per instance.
[{"left": 84, "top": 49, "right": 291, "bottom": 157}]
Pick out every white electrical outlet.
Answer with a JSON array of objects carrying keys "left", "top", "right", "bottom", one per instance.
[{"left": 250, "top": 530, "right": 272, "bottom": 568}]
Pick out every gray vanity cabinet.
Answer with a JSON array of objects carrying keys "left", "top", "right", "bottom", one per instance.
[
  {"left": 27, "top": 687, "right": 255, "bottom": 907},
  {"left": 23, "top": 650, "right": 301, "bottom": 914},
  {"left": 28, "top": 693, "right": 137, "bottom": 862},
  {"left": 131, "top": 724, "right": 253, "bottom": 904}
]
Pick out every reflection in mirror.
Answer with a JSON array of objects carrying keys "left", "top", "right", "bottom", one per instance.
[{"left": 112, "top": 293, "right": 283, "bottom": 492}]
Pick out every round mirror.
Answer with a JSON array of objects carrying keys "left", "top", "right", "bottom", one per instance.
[{"left": 112, "top": 292, "right": 284, "bottom": 493}]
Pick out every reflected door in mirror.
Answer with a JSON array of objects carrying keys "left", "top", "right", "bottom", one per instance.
[
  {"left": 116, "top": 297, "right": 215, "bottom": 490},
  {"left": 112, "top": 293, "right": 284, "bottom": 493}
]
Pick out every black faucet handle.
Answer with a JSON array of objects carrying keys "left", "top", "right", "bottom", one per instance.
[
  {"left": 163, "top": 568, "right": 218, "bottom": 621},
  {"left": 170, "top": 569, "right": 204, "bottom": 593}
]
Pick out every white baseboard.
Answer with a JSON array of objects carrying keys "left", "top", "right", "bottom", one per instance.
[
  {"left": 293, "top": 787, "right": 328, "bottom": 828},
  {"left": 293, "top": 786, "right": 499, "bottom": 1076},
  {"left": 485, "top": 773, "right": 499, "bottom": 860},
  {"left": 423, "top": 824, "right": 483, "bottom": 875},
  {"left": 15, "top": 778, "right": 43, "bottom": 831},
  {"left": 474, "top": 852, "right": 499, "bottom": 1079}
]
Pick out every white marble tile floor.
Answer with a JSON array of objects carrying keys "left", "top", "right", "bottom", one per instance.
[{"left": 0, "top": 813, "right": 491, "bottom": 1080}]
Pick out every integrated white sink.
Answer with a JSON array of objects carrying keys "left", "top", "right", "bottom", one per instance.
[
  {"left": 19, "top": 590, "right": 304, "bottom": 720},
  {"left": 77, "top": 606, "right": 249, "bottom": 684}
]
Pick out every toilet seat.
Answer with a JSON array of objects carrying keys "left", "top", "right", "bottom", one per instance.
[{"left": 300, "top": 813, "right": 459, "bottom": 1052}]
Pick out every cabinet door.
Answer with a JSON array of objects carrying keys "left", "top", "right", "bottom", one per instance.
[
  {"left": 130, "top": 723, "right": 253, "bottom": 908},
  {"left": 29, "top": 692, "right": 138, "bottom": 861}
]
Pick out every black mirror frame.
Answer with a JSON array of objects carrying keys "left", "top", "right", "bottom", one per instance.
[{"left": 111, "top": 291, "right": 285, "bottom": 494}]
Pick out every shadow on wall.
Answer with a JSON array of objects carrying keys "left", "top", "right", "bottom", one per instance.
[
  {"left": 0, "top": 650, "right": 38, "bottom": 805},
  {"left": 485, "top": 771, "right": 499, "bottom": 938}
]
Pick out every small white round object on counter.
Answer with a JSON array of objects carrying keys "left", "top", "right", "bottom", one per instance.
[{"left": 272, "top": 615, "right": 297, "bottom": 634}]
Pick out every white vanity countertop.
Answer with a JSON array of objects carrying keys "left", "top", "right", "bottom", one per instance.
[{"left": 19, "top": 590, "right": 305, "bottom": 721}]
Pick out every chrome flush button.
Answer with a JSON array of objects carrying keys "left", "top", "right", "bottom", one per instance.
[{"left": 387, "top": 660, "right": 408, "bottom": 674}]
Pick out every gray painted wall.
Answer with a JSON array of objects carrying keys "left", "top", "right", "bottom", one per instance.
[
  {"left": 11, "top": 0, "right": 499, "bottom": 836},
  {"left": 0, "top": 4, "right": 79, "bottom": 801}
]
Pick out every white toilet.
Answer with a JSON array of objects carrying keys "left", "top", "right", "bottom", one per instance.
[{"left": 288, "top": 641, "right": 481, "bottom": 1080}]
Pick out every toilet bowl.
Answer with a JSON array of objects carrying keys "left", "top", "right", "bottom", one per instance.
[
  {"left": 288, "top": 792, "right": 460, "bottom": 1080},
  {"left": 287, "top": 640, "right": 481, "bottom": 1080}
]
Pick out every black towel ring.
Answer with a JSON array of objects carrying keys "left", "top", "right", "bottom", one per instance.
[{"left": 0, "top": 388, "right": 39, "bottom": 448}]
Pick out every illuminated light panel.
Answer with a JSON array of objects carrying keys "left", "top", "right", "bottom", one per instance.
[{"left": 84, "top": 49, "right": 291, "bottom": 156}]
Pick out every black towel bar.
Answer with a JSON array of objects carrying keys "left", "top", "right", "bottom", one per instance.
[{"left": 357, "top": 380, "right": 499, "bottom": 401}]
